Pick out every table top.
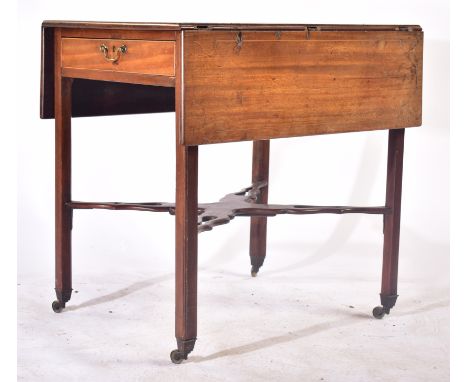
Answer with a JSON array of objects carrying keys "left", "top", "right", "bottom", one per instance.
[
  {"left": 41, "top": 20, "right": 423, "bottom": 145},
  {"left": 42, "top": 20, "right": 422, "bottom": 32}
]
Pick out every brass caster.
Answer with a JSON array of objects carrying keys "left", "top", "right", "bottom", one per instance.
[
  {"left": 372, "top": 306, "right": 386, "bottom": 319},
  {"left": 52, "top": 300, "right": 65, "bottom": 313},
  {"left": 170, "top": 349, "right": 185, "bottom": 364},
  {"left": 251, "top": 265, "right": 260, "bottom": 277}
]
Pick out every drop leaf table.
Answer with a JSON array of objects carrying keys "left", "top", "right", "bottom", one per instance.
[{"left": 40, "top": 21, "right": 423, "bottom": 363}]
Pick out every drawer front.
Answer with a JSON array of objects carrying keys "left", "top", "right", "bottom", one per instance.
[{"left": 61, "top": 38, "right": 175, "bottom": 76}]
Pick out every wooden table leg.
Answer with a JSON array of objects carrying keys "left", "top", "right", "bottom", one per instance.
[
  {"left": 249, "top": 140, "right": 270, "bottom": 277},
  {"left": 171, "top": 143, "right": 199, "bottom": 363},
  {"left": 52, "top": 70, "right": 74, "bottom": 313},
  {"left": 373, "top": 128, "right": 405, "bottom": 319}
]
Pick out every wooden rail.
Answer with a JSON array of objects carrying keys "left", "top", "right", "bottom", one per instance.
[{"left": 67, "top": 181, "right": 390, "bottom": 233}]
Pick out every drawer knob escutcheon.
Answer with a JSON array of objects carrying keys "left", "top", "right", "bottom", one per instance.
[{"left": 99, "top": 44, "right": 127, "bottom": 64}]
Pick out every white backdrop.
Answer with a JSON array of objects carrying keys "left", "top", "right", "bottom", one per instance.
[{"left": 17, "top": 1, "right": 449, "bottom": 381}]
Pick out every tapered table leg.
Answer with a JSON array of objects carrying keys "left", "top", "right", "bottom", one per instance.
[
  {"left": 171, "top": 143, "right": 199, "bottom": 363},
  {"left": 249, "top": 140, "right": 270, "bottom": 277},
  {"left": 373, "top": 128, "right": 405, "bottom": 319},
  {"left": 53, "top": 71, "right": 73, "bottom": 313}
]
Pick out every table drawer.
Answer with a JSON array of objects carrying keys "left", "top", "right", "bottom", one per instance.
[{"left": 61, "top": 38, "right": 175, "bottom": 77}]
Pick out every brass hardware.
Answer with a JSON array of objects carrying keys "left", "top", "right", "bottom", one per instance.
[
  {"left": 306, "top": 26, "right": 321, "bottom": 39},
  {"left": 234, "top": 31, "right": 243, "bottom": 54},
  {"left": 395, "top": 26, "right": 414, "bottom": 31},
  {"left": 99, "top": 44, "right": 127, "bottom": 64}
]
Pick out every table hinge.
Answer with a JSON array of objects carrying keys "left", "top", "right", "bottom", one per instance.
[
  {"left": 234, "top": 31, "right": 243, "bottom": 53},
  {"left": 306, "top": 26, "right": 321, "bottom": 39},
  {"left": 194, "top": 24, "right": 212, "bottom": 30},
  {"left": 394, "top": 26, "right": 415, "bottom": 32}
]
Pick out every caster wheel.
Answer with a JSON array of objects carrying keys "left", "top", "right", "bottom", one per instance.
[
  {"left": 251, "top": 266, "right": 259, "bottom": 277},
  {"left": 170, "top": 350, "right": 185, "bottom": 364},
  {"left": 52, "top": 300, "right": 65, "bottom": 313},
  {"left": 372, "top": 306, "right": 386, "bottom": 319}
]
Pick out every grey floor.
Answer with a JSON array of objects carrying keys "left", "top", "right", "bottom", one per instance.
[{"left": 18, "top": 224, "right": 449, "bottom": 382}]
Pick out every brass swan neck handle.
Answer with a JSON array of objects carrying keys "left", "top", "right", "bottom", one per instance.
[{"left": 99, "top": 44, "right": 127, "bottom": 64}]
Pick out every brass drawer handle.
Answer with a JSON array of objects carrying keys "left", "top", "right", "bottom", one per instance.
[{"left": 99, "top": 44, "right": 127, "bottom": 64}]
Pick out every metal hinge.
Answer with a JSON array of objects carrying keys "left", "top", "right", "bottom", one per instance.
[
  {"left": 394, "top": 26, "right": 415, "bottom": 32},
  {"left": 234, "top": 31, "right": 243, "bottom": 53},
  {"left": 194, "top": 25, "right": 212, "bottom": 30},
  {"left": 306, "top": 25, "right": 321, "bottom": 39}
]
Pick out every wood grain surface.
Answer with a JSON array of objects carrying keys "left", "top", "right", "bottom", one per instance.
[
  {"left": 60, "top": 28, "right": 177, "bottom": 41},
  {"left": 54, "top": 28, "right": 73, "bottom": 305},
  {"left": 62, "top": 38, "right": 175, "bottom": 76},
  {"left": 182, "top": 30, "right": 423, "bottom": 145},
  {"left": 42, "top": 20, "right": 421, "bottom": 32}
]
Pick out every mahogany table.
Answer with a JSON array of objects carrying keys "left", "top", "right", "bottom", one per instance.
[{"left": 40, "top": 21, "right": 423, "bottom": 363}]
